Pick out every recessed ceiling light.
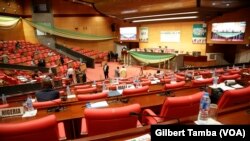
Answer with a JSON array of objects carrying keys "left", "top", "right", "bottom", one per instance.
[
  {"left": 121, "top": 9, "right": 138, "bottom": 14},
  {"left": 212, "top": 2, "right": 216, "bottom": 6},
  {"left": 226, "top": 3, "right": 230, "bottom": 7}
]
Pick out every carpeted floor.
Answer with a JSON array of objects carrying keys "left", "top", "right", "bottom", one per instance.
[{"left": 85, "top": 62, "right": 159, "bottom": 82}]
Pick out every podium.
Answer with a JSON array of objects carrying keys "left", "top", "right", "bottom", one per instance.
[{"left": 121, "top": 50, "right": 130, "bottom": 65}]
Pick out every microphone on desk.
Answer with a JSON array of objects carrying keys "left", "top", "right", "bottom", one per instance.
[{"left": 129, "top": 112, "right": 180, "bottom": 124}]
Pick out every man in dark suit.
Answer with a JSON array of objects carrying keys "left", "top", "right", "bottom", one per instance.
[
  {"left": 35, "top": 77, "right": 60, "bottom": 102},
  {"left": 103, "top": 62, "right": 109, "bottom": 79}
]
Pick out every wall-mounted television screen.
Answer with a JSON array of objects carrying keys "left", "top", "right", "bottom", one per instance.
[
  {"left": 120, "top": 27, "right": 137, "bottom": 40},
  {"left": 211, "top": 21, "right": 246, "bottom": 41}
]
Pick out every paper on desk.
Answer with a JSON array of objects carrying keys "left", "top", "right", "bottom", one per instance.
[
  {"left": 89, "top": 101, "right": 108, "bottom": 108},
  {"left": 125, "top": 134, "right": 151, "bottom": 141},
  {"left": 151, "top": 81, "right": 157, "bottom": 84},
  {"left": 209, "top": 83, "right": 235, "bottom": 91},
  {"left": 230, "top": 84, "right": 243, "bottom": 89},
  {"left": 22, "top": 110, "right": 37, "bottom": 118},
  {"left": 67, "top": 94, "right": 76, "bottom": 99},
  {"left": 194, "top": 118, "right": 222, "bottom": 125}
]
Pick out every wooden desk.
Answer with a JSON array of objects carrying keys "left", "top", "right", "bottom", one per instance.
[
  {"left": 0, "top": 87, "right": 202, "bottom": 139},
  {"left": 73, "top": 103, "right": 250, "bottom": 141}
]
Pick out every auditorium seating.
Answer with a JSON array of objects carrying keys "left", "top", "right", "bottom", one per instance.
[
  {"left": 218, "top": 74, "right": 241, "bottom": 83},
  {"left": 191, "top": 78, "right": 213, "bottom": 87},
  {"left": 33, "top": 99, "right": 62, "bottom": 109},
  {"left": 142, "top": 92, "right": 203, "bottom": 125},
  {"left": 217, "top": 86, "right": 250, "bottom": 110},
  {"left": 77, "top": 92, "right": 108, "bottom": 101},
  {"left": 163, "top": 81, "right": 186, "bottom": 91},
  {"left": 175, "top": 74, "right": 185, "bottom": 81},
  {"left": 74, "top": 84, "right": 91, "bottom": 90},
  {"left": 81, "top": 104, "right": 141, "bottom": 136},
  {"left": 75, "top": 87, "right": 97, "bottom": 95},
  {"left": 160, "top": 78, "right": 171, "bottom": 83},
  {"left": 122, "top": 85, "right": 149, "bottom": 96},
  {"left": 0, "top": 114, "right": 66, "bottom": 141},
  {"left": 140, "top": 80, "right": 151, "bottom": 86}
]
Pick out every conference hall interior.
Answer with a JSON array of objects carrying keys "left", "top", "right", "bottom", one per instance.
[{"left": 0, "top": 0, "right": 250, "bottom": 140}]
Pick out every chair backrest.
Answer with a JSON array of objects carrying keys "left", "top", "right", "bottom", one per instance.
[
  {"left": 0, "top": 104, "right": 9, "bottom": 109},
  {"left": 0, "top": 115, "right": 60, "bottom": 141},
  {"left": 163, "top": 81, "right": 185, "bottom": 91},
  {"left": 84, "top": 104, "right": 141, "bottom": 136},
  {"left": 75, "top": 87, "right": 97, "bottom": 95},
  {"left": 159, "top": 92, "right": 203, "bottom": 120},
  {"left": 122, "top": 85, "right": 149, "bottom": 96},
  {"left": 175, "top": 74, "right": 185, "bottom": 81},
  {"left": 219, "top": 74, "right": 241, "bottom": 83},
  {"left": 191, "top": 78, "right": 213, "bottom": 87},
  {"left": 77, "top": 92, "right": 108, "bottom": 101},
  {"left": 33, "top": 99, "right": 61, "bottom": 109},
  {"left": 140, "top": 80, "right": 151, "bottom": 86},
  {"left": 74, "top": 84, "right": 91, "bottom": 90},
  {"left": 217, "top": 86, "right": 250, "bottom": 109}
]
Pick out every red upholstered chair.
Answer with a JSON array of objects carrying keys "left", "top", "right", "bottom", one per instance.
[
  {"left": 163, "top": 81, "right": 186, "bottom": 91},
  {"left": 74, "top": 84, "right": 91, "bottom": 90},
  {"left": 75, "top": 87, "right": 97, "bottom": 95},
  {"left": 217, "top": 86, "right": 250, "bottom": 110},
  {"left": 160, "top": 78, "right": 171, "bottom": 83},
  {"left": 33, "top": 99, "right": 61, "bottom": 109},
  {"left": 218, "top": 74, "right": 241, "bottom": 83},
  {"left": 175, "top": 74, "right": 185, "bottom": 81},
  {"left": 0, "top": 115, "right": 66, "bottom": 141},
  {"left": 228, "top": 70, "right": 241, "bottom": 75},
  {"left": 122, "top": 85, "right": 149, "bottom": 96},
  {"left": 142, "top": 92, "right": 203, "bottom": 125},
  {"left": 0, "top": 104, "right": 9, "bottom": 109},
  {"left": 140, "top": 80, "right": 151, "bottom": 86},
  {"left": 191, "top": 78, "right": 213, "bottom": 87},
  {"left": 77, "top": 92, "right": 108, "bottom": 101},
  {"left": 199, "top": 71, "right": 212, "bottom": 78},
  {"left": 81, "top": 104, "right": 141, "bottom": 136}
]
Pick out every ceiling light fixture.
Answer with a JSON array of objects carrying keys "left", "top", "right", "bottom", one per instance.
[
  {"left": 72, "top": 0, "right": 92, "bottom": 7},
  {"left": 121, "top": 9, "right": 138, "bottom": 14},
  {"left": 124, "top": 11, "right": 198, "bottom": 20},
  {"left": 132, "top": 16, "right": 198, "bottom": 23}
]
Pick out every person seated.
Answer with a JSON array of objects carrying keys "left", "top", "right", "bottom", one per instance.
[
  {"left": 35, "top": 77, "right": 60, "bottom": 102},
  {"left": 31, "top": 70, "right": 40, "bottom": 79}
]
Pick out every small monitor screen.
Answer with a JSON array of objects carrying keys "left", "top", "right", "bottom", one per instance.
[{"left": 211, "top": 21, "right": 246, "bottom": 41}]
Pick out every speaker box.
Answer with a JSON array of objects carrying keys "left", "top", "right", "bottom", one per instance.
[{"left": 111, "top": 23, "right": 116, "bottom": 32}]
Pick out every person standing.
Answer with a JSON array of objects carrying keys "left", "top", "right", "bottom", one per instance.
[
  {"left": 66, "top": 65, "right": 77, "bottom": 84},
  {"left": 103, "top": 62, "right": 109, "bottom": 79},
  {"left": 82, "top": 69, "right": 87, "bottom": 83},
  {"left": 120, "top": 66, "right": 127, "bottom": 78},
  {"left": 60, "top": 55, "right": 64, "bottom": 65},
  {"left": 114, "top": 66, "right": 120, "bottom": 78}
]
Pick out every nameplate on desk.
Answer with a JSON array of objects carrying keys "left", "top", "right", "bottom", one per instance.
[{"left": 0, "top": 107, "right": 24, "bottom": 117}]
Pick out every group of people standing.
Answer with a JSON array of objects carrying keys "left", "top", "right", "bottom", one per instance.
[{"left": 103, "top": 63, "right": 127, "bottom": 79}]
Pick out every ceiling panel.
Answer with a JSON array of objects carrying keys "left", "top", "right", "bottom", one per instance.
[{"left": 74, "top": 0, "right": 250, "bottom": 23}]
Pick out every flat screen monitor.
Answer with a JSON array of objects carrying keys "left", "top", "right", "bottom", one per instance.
[
  {"left": 120, "top": 27, "right": 137, "bottom": 40},
  {"left": 211, "top": 21, "right": 246, "bottom": 41}
]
